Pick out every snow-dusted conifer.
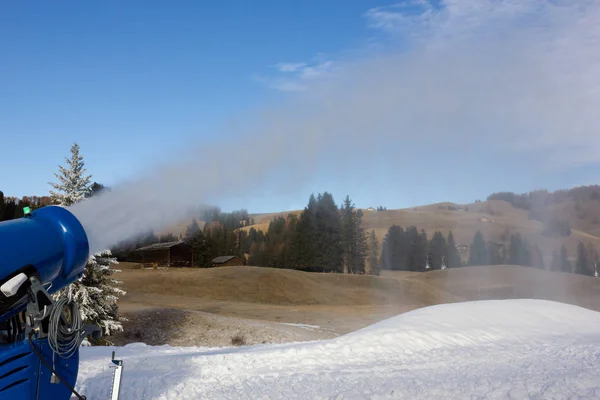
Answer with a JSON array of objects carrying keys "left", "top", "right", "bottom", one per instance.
[
  {"left": 48, "top": 143, "right": 92, "bottom": 206},
  {"left": 49, "top": 143, "right": 125, "bottom": 342},
  {"left": 63, "top": 250, "right": 126, "bottom": 336}
]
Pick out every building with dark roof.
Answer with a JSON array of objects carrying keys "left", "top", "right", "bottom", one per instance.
[
  {"left": 135, "top": 240, "right": 192, "bottom": 267},
  {"left": 211, "top": 256, "right": 244, "bottom": 268}
]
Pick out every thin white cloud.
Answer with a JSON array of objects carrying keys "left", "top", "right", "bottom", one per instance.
[
  {"left": 364, "top": 0, "right": 438, "bottom": 34},
  {"left": 262, "top": 60, "right": 337, "bottom": 92},
  {"left": 275, "top": 62, "right": 307, "bottom": 73}
]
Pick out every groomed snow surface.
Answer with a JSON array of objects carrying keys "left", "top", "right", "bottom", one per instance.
[{"left": 77, "top": 299, "right": 600, "bottom": 399}]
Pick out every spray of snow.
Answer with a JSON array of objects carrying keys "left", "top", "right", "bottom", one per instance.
[
  {"left": 68, "top": 1, "right": 600, "bottom": 253},
  {"left": 76, "top": 299, "right": 600, "bottom": 399}
]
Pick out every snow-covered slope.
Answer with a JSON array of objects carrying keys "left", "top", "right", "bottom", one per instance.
[{"left": 77, "top": 299, "right": 600, "bottom": 399}]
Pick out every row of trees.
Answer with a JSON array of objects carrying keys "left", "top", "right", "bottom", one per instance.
[
  {"left": 181, "top": 192, "right": 381, "bottom": 275},
  {"left": 0, "top": 193, "right": 52, "bottom": 221},
  {"left": 380, "top": 226, "right": 461, "bottom": 271},
  {"left": 380, "top": 224, "right": 599, "bottom": 277},
  {"left": 466, "top": 231, "right": 545, "bottom": 268},
  {"left": 466, "top": 230, "right": 598, "bottom": 276},
  {"left": 487, "top": 185, "right": 600, "bottom": 211}
]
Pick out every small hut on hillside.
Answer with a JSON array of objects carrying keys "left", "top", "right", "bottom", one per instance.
[
  {"left": 135, "top": 241, "right": 192, "bottom": 267},
  {"left": 211, "top": 256, "right": 244, "bottom": 268}
]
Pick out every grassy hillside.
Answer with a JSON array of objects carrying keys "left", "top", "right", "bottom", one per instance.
[
  {"left": 236, "top": 199, "right": 600, "bottom": 258},
  {"left": 117, "top": 265, "right": 453, "bottom": 306},
  {"left": 118, "top": 265, "right": 600, "bottom": 313}
]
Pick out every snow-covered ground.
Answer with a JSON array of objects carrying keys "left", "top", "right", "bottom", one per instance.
[{"left": 77, "top": 299, "right": 600, "bottom": 399}]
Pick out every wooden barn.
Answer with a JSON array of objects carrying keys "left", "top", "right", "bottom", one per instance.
[
  {"left": 211, "top": 256, "right": 244, "bottom": 268},
  {"left": 135, "top": 241, "right": 192, "bottom": 267}
]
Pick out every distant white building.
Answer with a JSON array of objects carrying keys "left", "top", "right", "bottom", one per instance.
[{"left": 367, "top": 207, "right": 376, "bottom": 211}]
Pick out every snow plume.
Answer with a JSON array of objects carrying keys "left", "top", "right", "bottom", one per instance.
[{"left": 70, "top": 0, "right": 600, "bottom": 253}]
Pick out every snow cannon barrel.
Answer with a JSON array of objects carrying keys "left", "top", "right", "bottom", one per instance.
[{"left": 0, "top": 206, "right": 89, "bottom": 321}]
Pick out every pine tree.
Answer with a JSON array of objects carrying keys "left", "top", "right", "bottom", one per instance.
[
  {"left": 446, "top": 231, "right": 461, "bottom": 268},
  {"left": 508, "top": 234, "right": 522, "bottom": 265},
  {"left": 587, "top": 243, "right": 598, "bottom": 276},
  {"left": 576, "top": 241, "right": 590, "bottom": 275},
  {"left": 368, "top": 230, "right": 381, "bottom": 275},
  {"left": 381, "top": 225, "right": 406, "bottom": 270},
  {"left": 468, "top": 231, "right": 489, "bottom": 266},
  {"left": 340, "top": 196, "right": 367, "bottom": 274},
  {"left": 405, "top": 226, "right": 421, "bottom": 271},
  {"left": 185, "top": 218, "right": 201, "bottom": 239},
  {"left": 290, "top": 194, "right": 319, "bottom": 269},
  {"left": 49, "top": 143, "right": 125, "bottom": 342},
  {"left": 559, "top": 245, "right": 571, "bottom": 273},
  {"left": 62, "top": 250, "right": 126, "bottom": 338},
  {"left": 416, "top": 230, "right": 429, "bottom": 271},
  {"left": 48, "top": 143, "right": 92, "bottom": 206},
  {"left": 428, "top": 231, "right": 448, "bottom": 270},
  {"left": 314, "top": 192, "right": 343, "bottom": 273},
  {"left": 487, "top": 242, "right": 503, "bottom": 265},
  {"left": 508, "top": 233, "right": 531, "bottom": 266},
  {"left": 88, "top": 182, "right": 108, "bottom": 197}
]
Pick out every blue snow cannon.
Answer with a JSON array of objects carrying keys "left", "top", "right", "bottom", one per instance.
[{"left": 0, "top": 205, "right": 100, "bottom": 400}]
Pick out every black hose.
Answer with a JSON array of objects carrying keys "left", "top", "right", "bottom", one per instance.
[{"left": 27, "top": 331, "right": 86, "bottom": 400}]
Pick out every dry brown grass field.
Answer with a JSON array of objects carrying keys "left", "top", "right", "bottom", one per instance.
[
  {"left": 125, "top": 196, "right": 600, "bottom": 346},
  {"left": 112, "top": 264, "right": 600, "bottom": 346}
]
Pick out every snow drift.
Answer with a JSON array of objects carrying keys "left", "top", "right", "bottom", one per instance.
[{"left": 77, "top": 299, "right": 600, "bottom": 399}]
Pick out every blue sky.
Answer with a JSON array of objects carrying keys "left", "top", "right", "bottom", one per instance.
[
  {"left": 1, "top": 1, "right": 599, "bottom": 213},
  {"left": 1, "top": 1, "right": 379, "bottom": 201}
]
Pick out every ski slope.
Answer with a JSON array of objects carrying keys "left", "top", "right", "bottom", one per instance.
[{"left": 77, "top": 299, "right": 600, "bottom": 399}]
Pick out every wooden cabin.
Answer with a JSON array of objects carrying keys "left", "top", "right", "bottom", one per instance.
[
  {"left": 135, "top": 241, "right": 192, "bottom": 267},
  {"left": 211, "top": 256, "right": 244, "bottom": 268}
]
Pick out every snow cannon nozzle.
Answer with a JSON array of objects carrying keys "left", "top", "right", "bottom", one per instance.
[{"left": 0, "top": 205, "right": 89, "bottom": 322}]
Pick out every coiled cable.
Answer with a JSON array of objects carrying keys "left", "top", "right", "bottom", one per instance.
[{"left": 48, "top": 296, "right": 85, "bottom": 358}]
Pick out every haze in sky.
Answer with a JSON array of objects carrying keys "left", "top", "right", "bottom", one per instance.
[{"left": 2, "top": 1, "right": 600, "bottom": 214}]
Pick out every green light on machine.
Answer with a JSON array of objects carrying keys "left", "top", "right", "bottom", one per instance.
[{"left": 23, "top": 207, "right": 31, "bottom": 215}]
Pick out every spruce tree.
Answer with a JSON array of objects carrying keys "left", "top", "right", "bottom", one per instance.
[
  {"left": 416, "top": 230, "right": 429, "bottom": 271},
  {"left": 340, "top": 196, "right": 367, "bottom": 274},
  {"left": 446, "top": 231, "right": 461, "bottom": 267},
  {"left": 508, "top": 234, "right": 522, "bottom": 265},
  {"left": 576, "top": 241, "right": 590, "bottom": 275},
  {"left": 185, "top": 218, "right": 201, "bottom": 239},
  {"left": 48, "top": 143, "right": 92, "bottom": 206},
  {"left": 314, "top": 192, "right": 343, "bottom": 273},
  {"left": 559, "top": 245, "right": 571, "bottom": 273},
  {"left": 381, "top": 225, "right": 406, "bottom": 270},
  {"left": 405, "top": 226, "right": 420, "bottom": 271},
  {"left": 468, "top": 231, "right": 489, "bottom": 266},
  {"left": 587, "top": 243, "right": 598, "bottom": 276},
  {"left": 184, "top": 221, "right": 212, "bottom": 267},
  {"left": 63, "top": 250, "right": 126, "bottom": 337},
  {"left": 428, "top": 231, "right": 448, "bottom": 270},
  {"left": 49, "top": 143, "right": 125, "bottom": 341},
  {"left": 508, "top": 233, "right": 532, "bottom": 266},
  {"left": 368, "top": 230, "right": 381, "bottom": 275},
  {"left": 290, "top": 194, "right": 319, "bottom": 269}
]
